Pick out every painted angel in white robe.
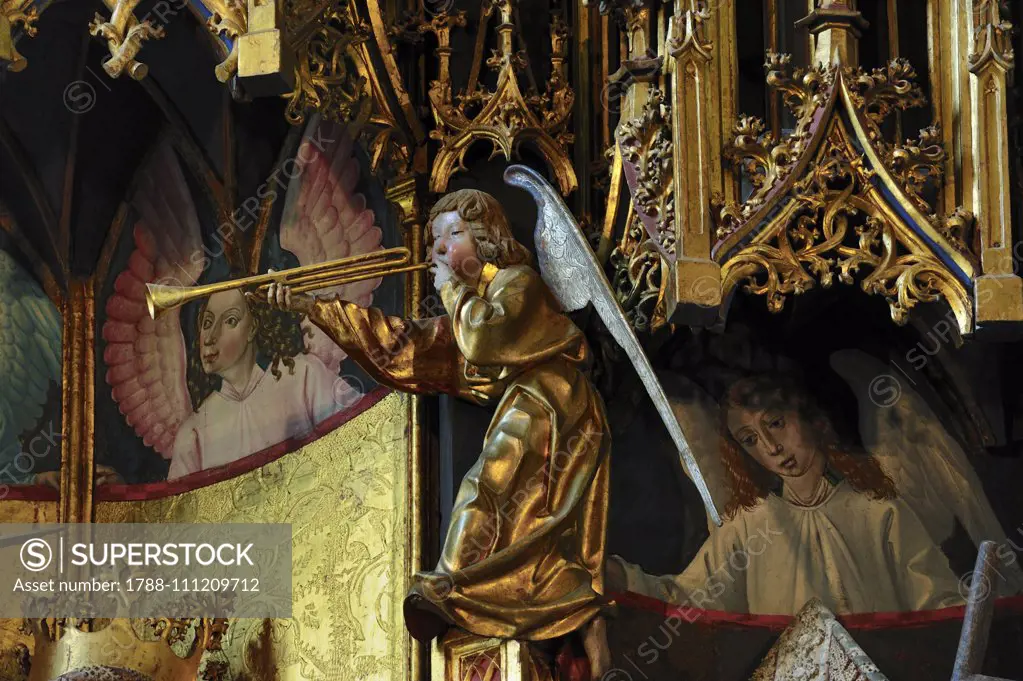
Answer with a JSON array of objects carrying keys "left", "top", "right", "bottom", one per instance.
[
  {"left": 0, "top": 247, "right": 61, "bottom": 484},
  {"left": 102, "top": 119, "right": 383, "bottom": 481},
  {"left": 609, "top": 372, "right": 966, "bottom": 615}
]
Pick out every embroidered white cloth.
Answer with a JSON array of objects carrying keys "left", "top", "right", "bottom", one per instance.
[{"left": 751, "top": 598, "right": 889, "bottom": 681}]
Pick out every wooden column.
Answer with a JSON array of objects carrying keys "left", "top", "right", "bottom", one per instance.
[
  {"left": 237, "top": 0, "right": 294, "bottom": 96},
  {"left": 969, "top": 1, "right": 1023, "bottom": 329},
  {"left": 666, "top": 2, "right": 721, "bottom": 324},
  {"left": 58, "top": 278, "right": 94, "bottom": 523}
]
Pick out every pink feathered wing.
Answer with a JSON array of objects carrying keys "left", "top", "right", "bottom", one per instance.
[
  {"left": 102, "top": 142, "right": 203, "bottom": 459},
  {"left": 279, "top": 116, "right": 384, "bottom": 377}
]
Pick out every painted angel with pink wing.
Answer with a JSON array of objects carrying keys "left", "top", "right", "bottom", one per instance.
[{"left": 102, "top": 118, "right": 384, "bottom": 481}]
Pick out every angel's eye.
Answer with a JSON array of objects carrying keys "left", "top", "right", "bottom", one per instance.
[
  {"left": 769, "top": 416, "right": 785, "bottom": 429},
  {"left": 740, "top": 433, "right": 758, "bottom": 447},
  {"left": 226, "top": 316, "right": 239, "bottom": 327},
  {"left": 201, "top": 318, "right": 213, "bottom": 330}
]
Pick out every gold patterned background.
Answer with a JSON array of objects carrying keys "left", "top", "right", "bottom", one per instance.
[
  {"left": 0, "top": 503, "right": 58, "bottom": 677},
  {"left": 90, "top": 393, "right": 411, "bottom": 681}
]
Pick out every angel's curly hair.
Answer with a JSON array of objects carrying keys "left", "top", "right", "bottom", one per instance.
[
  {"left": 719, "top": 373, "right": 897, "bottom": 519},
  {"left": 185, "top": 288, "right": 310, "bottom": 411},
  {"left": 425, "top": 189, "right": 533, "bottom": 268}
]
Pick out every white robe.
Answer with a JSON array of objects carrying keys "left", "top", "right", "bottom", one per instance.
[
  {"left": 168, "top": 354, "right": 341, "bottom": 479},
  {"left": 613, "top": 480, "right": 964, "bottom": 615}
]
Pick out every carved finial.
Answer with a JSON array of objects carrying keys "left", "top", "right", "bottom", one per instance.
[
  {"left": 425, "top": 0, "right": 576, "bottom": 194},
  {"left": 667, "top": 1, "right": 711, "bottom": 61},
  {"left": 795, "top": 0, "right": 868, "bottom": 67},
  {"left": 0, "top": 0, "right": 39, "bottom": 72},
  {"left": 969, "top": 0, "right": 1014, "bottom": 73},
  {"left": 196, "top": 0, "right": 248, "bottom": 82},
  {"left": 89, "top": 0, "right": 166, "bottom": 80}
]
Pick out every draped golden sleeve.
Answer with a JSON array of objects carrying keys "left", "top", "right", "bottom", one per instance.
[{"left": 308, "top": 264, "right": 612, "bottom": 641}]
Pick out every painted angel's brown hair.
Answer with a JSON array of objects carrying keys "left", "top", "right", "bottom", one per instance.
[
  {"left": 426, "top": 188, "right": 533, "bottom": 268},
  {"left": 185, "top": 292, "right": 311, "bottom": 411},
  {"left": 720, "top": 373, "right": 897, "bottom": 519}
]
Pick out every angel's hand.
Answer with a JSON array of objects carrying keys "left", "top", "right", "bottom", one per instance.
[
  {"left": 259, "top": 269, "right": 316, "bottom": 314},
  {"left": 95, "top": 464, "right": 125, "bottom": 486},
  {"left": 33, "top": 471, "right": 60, "bottom": 490}
]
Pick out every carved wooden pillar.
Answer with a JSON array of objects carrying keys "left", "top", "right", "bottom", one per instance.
[
  {"left": 796, "top": 0, "right": 866, "bottom": 67},
  {"left": 929, "top": 0, "right": 977, "bottom": 216},
  {"left": 665, "top": 2, "right": 720, "bottom": 323},
  {"left": 612, "top": 7, "right": 659, "bottom": 124},
  {"left": 237, "top": 0, "right": 294, "bottom": 95},
  {"left": 969, "top": 1, "right": 1023, "bottom": 328},
  {"left": 385, "top": 173, "right": 427, "bottom": 681},
  {"left": 59, "top": 278, "right": 95, "bottom": 523}
]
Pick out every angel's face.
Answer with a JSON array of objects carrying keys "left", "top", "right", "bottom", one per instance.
[
  {"left": 727, "top": 402, "right": 820, "bottom": 479},
  {"left": 199, "top": 289, "right": 257, "bottom": 377},
  {"left": 430, "top": 211, "right": 482, "bottom": 288}
]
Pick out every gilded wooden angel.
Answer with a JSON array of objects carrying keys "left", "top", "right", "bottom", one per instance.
[{"left": 266, "top": 166, "right": 720, "bottom": 676}]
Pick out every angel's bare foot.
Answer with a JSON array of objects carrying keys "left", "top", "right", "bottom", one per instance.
[{"left": 581, "top": 615, "right": 611, "bottom": 680}]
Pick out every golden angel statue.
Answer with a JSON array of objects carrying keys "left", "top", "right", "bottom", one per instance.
[{"left": 265, "top": 165, "right": 720, "bottom": 676}]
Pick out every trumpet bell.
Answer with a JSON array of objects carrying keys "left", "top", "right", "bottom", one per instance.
[{"left": 145, "top": 283, "right": 192, "bottom": 321}]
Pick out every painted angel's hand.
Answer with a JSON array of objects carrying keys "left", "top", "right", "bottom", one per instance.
[
  {"left": 431, "top": 260, "right": 456, "bottom": 291},
  {"left": 95, "top": 464, "right": 125, "bottom": 486},
  {"left": 33, "top": 471, "right": 60, "bottom": 490},
  {"left": 260, "top": 269, "right": 316, "bottom": 314}
]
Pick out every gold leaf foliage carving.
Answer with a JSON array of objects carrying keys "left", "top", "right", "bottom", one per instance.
[
  {"left": 197, "top": 0, "right": 247, "bottom": 82},
  {"left": 616, "top": 88, "right": 675, "bottom": 255},
  {"left": 722, "top": 125, "right": 967, "bottom": 328},
  {"left": 89, "top": 0, "right": 166, "bottom": 80},
  {"left": 0, "top": 0, "right": 39, "bottom": 72},
  {"left": 610, "top": 212, "right": 665, "bottom": 333},
  {"left": 284, "top": 1, "right": 372, "bottom": 126},
  {"left": 844, "top": 58, "right": 927, "bottom": 130},
  {"left": 718, "top": 54, "right": 836, "bottom": 237}
]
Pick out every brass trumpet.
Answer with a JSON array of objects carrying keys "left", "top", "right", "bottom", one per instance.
[{"left": 145, "top": 247, "right": 431, "bottom": 319}]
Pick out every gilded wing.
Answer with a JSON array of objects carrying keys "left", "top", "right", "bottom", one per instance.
[
  {"left": 504, "top": 164, "right": 723, "bottom": 526},
  {"left": 102, "top": 141, "right": 203, "bottom": 458},
  {"left": 831, "top": 349, "right": 1023, "bottom": 593},
  {"left": 280, "top": 115, "right": 384, "bottom": 376},
  {"left": 0, "top": 249, "right": 61, "bottom": 481}
]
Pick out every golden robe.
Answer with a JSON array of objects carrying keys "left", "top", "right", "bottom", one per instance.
[{"left": 308, "top": 264, "right": 612, "bottom": 641}]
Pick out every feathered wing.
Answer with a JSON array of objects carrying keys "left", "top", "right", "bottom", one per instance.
[
  {"left": 504, "top": 164, "right": 723, "bottom": 526},
  {"left": 661, "top": 372, "right": 730, "bottom": 532},
  {"left": 0, "top": 250, "right": 61, "bottom": 480},
  {"left": 279, "top": 114, "right": 384, "bottom": 377},
  {"left": 102, "top": 141, "right": 203, "bottom": 459},
  {"left": 830, "top": 349, "right": 1023, "bottom": 592}
]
